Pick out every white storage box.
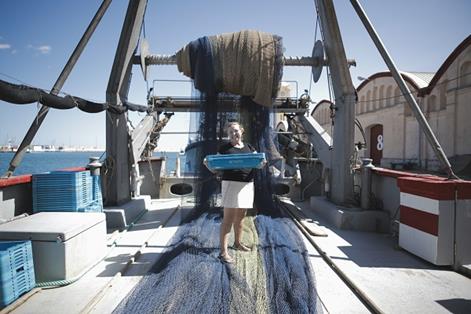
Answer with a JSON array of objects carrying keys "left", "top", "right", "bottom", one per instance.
[{"left": 0, "top": 212, "right": 107, "bottom": 283}]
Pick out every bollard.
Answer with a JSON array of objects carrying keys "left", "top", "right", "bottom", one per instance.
[
  {"left": 360, "top": 158, "right": 374, "bottom": 210},
  {"left": 87, "top": 157, "right": 102, "bottom": 176},
  {"left": 87, "top": 157, "right": 104, "bottom": 208}
]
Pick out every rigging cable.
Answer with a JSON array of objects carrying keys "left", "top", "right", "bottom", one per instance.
[
  {"left": 308, "top": 14, "right": 320, "bottom": 99},
  {"left": 141, "top": 18, "right": 151, "bottom": 95}
]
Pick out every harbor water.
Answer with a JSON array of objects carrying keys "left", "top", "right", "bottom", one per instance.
[{"left": 0, "top": 151, "right": 185, "bottom": 176}]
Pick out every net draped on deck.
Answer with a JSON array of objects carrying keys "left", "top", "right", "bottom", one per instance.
[{"left": 113, "top": 214, "right": 323, "bottom": 314}]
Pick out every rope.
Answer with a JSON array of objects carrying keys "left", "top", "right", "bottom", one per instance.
[
  {"left": 141, "top": 112, "right": 174, "bottom": 159},
  {"left": 278, "top": 199, "right": 384, "bottom": 314},
  {"left": 175, "top": 30, "right": 283, "bottom": 106},
  {"left": 0, "top": 78, "right": 148, "bottom": 113}
]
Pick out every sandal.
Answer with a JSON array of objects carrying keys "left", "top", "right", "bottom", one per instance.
[
  {"left": 218, "top": 254, "right": 234, "bottom": 264},
  {"left": 234, "top": 243, "right": 252, "bottom": 252}
]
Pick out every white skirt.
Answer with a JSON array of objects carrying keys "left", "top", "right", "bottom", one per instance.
[{"left": 221, "top": 180, "right": 254, "bottom": 209}]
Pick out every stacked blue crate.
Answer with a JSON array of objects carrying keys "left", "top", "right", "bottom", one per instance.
[
  {"left": 32, "top": 171, "right": 93, "bottom": 213},
  {"left": 92, "top": 175, "right": 103, "bottom": 208},
  {"left": 0, "top": 241, "right": 35, "bottom": 308},
  {"left": 79, "top": 175, "right": 103, "bottom": 213},
  {"left": 80, "top": 200, "right": 103, "bottom": 212}
]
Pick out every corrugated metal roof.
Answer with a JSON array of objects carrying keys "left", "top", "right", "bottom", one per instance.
[{"left": 401, "top": 71, "right": 435, "bottom": 88}]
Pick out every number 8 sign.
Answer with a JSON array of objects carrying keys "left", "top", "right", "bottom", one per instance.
[{"left": 377, "top": 134, "right": 384, "bottom": 151}]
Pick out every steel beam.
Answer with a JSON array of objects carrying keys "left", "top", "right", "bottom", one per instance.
[
  {"left": 149, "top": 97, "right": 308, "bottom": 113},
  {"left": 134, "top": 54, "right": 356, "bottom": 67},
  {"left": 316, "top": 0, "right": 357, "bottom": 204},
  {"left": 4, "top": 0, "right": 112, "bottom": 177},
  {"left": 105, "top": 0, "right": 147, "bottom": 205}
]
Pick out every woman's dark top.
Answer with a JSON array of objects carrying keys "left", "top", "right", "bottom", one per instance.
[{"left": 218, "top": 142, "right": 255, "bottom": 182}]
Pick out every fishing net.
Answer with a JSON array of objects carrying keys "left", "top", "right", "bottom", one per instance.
[
  {"left": 113, "top": 214, "right": 323, "bottom": 313},
  {"left": 113, "top": 30, "right": 323, "bottom": 313}
]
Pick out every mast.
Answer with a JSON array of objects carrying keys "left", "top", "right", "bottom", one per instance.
[
  {"left": 105, "top": 0, "right": 148, "bottom": 205},
  {"left": 316, "top": 0, "right": 357, "bottom": 204}
]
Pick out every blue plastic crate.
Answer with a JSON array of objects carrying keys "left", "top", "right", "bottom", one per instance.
[
  {"left": 33, "top": 171, "right": 89, "bottom": 186},
  {"left": 0, "top": 241, "right": 35, "bottom": 308},
  {"left": 92, "top": 175, "right": 103, "bottom": 207},
  {"left": 32, "top": 171, "right": 93, "bottom": 213},
  {"left": 79, "top": 199, "right": 103, "bottom": 213},
  {"left": 205, "top": 153, "right": 266, "bottom": 170}
]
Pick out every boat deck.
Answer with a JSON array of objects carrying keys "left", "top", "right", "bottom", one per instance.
[
  {"left": 3, "top": 198, "right": 471, "bottom": 314},
  {"left": 295, "top": 200, "right": 471, "bottom": 314}
]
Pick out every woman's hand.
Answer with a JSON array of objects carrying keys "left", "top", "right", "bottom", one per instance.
[{"left": 203, "top": 158, "right": 218, "bottom": 174}]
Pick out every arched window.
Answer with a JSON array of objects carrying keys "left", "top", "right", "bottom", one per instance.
[
  {"left": 427, "top": 95, "right": 437, "bottom": 113},
  {"left": 360, "top": 95, "right": 365, "bottom": 114},
  {"left": 404, "top": 103, "right": 412, "bottom": 116},
  {"left": 460, "top": 62, "right": 471, "bottom": 87},
  {"left": 439, "top": 79, "right": 448, "bottom": 110},
  {"left": 366, "top": 90, "right": 371, "bottom": 111},
  {"left": 393, "top": 87, "right": 401, "bottom": 106},
  {"left": 373, "top": 86, "right": 378, "bottom": 110},
  {"left": 386, "top": 85, "right": 392, "bottom": 106},
  {"left": 379, "top": 85, "right": 385, "bottom": 108}
]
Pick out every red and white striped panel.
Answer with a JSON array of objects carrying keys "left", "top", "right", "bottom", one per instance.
[
  {"left": 399, "top": 191, "right": 454, "bottom": 265},
  {"left": 396, "top": 176, "right": 459, "bottom": 265}
]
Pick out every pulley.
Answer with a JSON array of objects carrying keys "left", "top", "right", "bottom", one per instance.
[{"left": 311, "top": 40, "right": 324, "bottom": 83}]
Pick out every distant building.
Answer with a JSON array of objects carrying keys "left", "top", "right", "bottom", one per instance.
[
  {"left": 31, "top": 145, "right": 45, "bottom": 152},
  {"left": 31, "top": 145, "right": 56, "bottom": 152},
  {"left": 311, "top": 35, "right": 471, "bottom": 174}
]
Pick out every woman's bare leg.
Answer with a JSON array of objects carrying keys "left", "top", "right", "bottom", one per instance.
[
  {"left": 220, "top": 207, "right": 236, "bottom": 261},
  {"left": 233, "top": 208, "right": 250, "bottom": 251}
]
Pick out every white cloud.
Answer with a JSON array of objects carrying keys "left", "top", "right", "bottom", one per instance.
[
  {"left": 37, "top": 45, "right": 51, "bottom": 54},
  {"left": 27, "top": 44, "right": 52, "bottom": 54},
  {"left": 0, "top": 43, "right": 11, "bottom": 49}
]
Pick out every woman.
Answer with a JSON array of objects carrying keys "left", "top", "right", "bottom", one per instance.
[{"left": 205, "top": 121, "right": 255, "bottom": 263}]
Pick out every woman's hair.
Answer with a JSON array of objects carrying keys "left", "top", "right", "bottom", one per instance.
[{"left": 225, "top": 121, "right": 244, "bottom": 133}]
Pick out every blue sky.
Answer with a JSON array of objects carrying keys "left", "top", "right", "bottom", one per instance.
[{"left": 0, "top": 0, "right": 470, "bottom": 151}]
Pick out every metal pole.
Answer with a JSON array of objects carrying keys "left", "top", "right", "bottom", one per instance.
[
  {"left": 316, "top": 0, "right": 357, "bottom": 204},
  {"left": 350, "top": 0, "right": 457, "bottom": 179},
  {"left": 142, "top": 54, "right": 356, "bottom": 67},
  {"left": 105, "top": 0, "right": 147, "bottom": 205},
  {"left": 4, "top": 0, "right": 112, "bottom": 177}
]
